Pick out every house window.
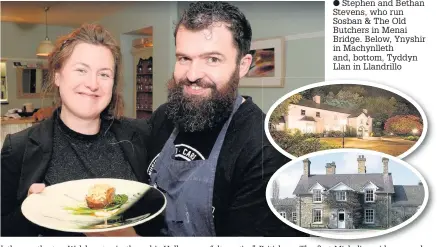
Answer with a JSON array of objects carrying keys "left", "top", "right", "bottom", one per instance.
[
  {"left": 316, "top": 112, "right": 320, "bottom": 117},
  {"left": 292, "top": 212, "right": 297, "bottom": 223},
  {"left": 313, "top": 189, "right": 322, "bottom": 202},
  {"left": 365, "top": 189, "right": 375, "bottom": 202},
  {"left": 313, "top": 209, "right": 322, "bottom": 223},
  {"left": 301, "top": 109, "right": 306, "bottom": 116},
  {"left": 336, "top": 191, "right": 347, "bottom": 201},
  {"left": 279, "top": 211, "right": 286, "bottom": 218},
  {"left": 364, "top": 209, "right": 375, "bottom": 224}
]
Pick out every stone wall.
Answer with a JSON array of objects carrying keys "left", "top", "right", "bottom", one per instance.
[
  {"left": 391, "top": 206, "right": 419, "bottom": 227},
  {"left": 297, "top": 195, "right": 330, "bottom": 228},
  {"left": 362, "top": 193, "right": 390, "bottom": 229}
]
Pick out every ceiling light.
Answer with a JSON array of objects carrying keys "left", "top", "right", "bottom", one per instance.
[{"left": 36, "top": 7, "right": 55, "bottom": 57}]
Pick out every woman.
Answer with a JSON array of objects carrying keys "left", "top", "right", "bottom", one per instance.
[{"left": 1, "top": 24, "right": 149, "bottom": 237}]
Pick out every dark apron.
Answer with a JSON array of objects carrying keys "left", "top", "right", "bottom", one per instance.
[{"left": 150, "top": 94, "right": 243, "bottom": 236}]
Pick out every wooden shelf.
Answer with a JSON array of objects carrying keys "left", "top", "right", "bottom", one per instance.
[{"left": 133, "top": 52, "right": 153, "bottom": 120}]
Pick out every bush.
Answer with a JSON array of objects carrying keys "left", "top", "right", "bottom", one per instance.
[
  {"left": 324, "top": 130, "right": 344, "bottom": 137},
  {"left": 270, "top": 131, "right": 336, "bottom": 157},
  {"left": 404, "top": 135, "right": 419, "bottom": 141},
  {"left": 384, "top": 115, "right": 423, "bottom": 136}
]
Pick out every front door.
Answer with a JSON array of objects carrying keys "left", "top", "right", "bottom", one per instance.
[{"left": 338, "top": 209, "right": 346, "bottom": 229}]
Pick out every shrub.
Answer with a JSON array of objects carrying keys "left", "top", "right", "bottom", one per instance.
[
  {"left": 325, "top": 130, "right": 344, "bottom": 137},
  {"left": 404, "top": 135, "right": 419, "bottom": 141},
  {"left": 384, "top": 115, "right": 423, "bottom": 136},
  {"left": 270, "top": 131, "right": 335, "bottom": 157}
]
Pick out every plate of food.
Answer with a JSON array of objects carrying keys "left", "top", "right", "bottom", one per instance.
[{"left": 21, "top": 178, "right": 166, "bottom": 233}]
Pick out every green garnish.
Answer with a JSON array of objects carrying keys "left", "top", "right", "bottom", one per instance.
[{"left": 64, "top": 194, "right": 129, "bottom": 216}]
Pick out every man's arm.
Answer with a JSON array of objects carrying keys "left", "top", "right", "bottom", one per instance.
[{"left": 223, "top": 143, "right": 307, "bottom": 236}]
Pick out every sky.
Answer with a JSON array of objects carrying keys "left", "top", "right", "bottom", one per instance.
[{"left": 268, "top": 152, "right": 422, "bottom": 199}]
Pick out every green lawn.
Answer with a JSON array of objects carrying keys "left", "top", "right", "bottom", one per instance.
[{"left": 319, "top": 137, "right": 417, "bottom": 157}]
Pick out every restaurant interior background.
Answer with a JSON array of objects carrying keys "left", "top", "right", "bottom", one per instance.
[{"left": 0, "top": 1, "right": 324, "bottom": 146}]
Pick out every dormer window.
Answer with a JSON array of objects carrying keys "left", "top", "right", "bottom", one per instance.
[
  {"left": 336, "top": 191, "right": 347, "bottom": 201},
  {"left": 365, "top": 189, "right": 375, "bottom": 202},
  {"left": 313, "top": 189, "right": 322, "bottom": 202}
]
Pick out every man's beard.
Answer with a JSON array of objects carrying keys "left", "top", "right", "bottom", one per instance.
[{"left": 166, "top": 69, "right": 240, "bottom": 132}]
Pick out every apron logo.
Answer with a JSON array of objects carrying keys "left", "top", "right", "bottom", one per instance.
[
  {"left": 147, "top": 154, "right": 160, "bottom": 175},
  {"left": 174, "top": 144, "right": 205, "bottom": 161},
  {"left": 147, "top": 144, "right": 205, "bottom": 176}
]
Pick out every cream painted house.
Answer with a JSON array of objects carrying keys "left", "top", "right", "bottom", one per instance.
[{"left": 283, "top": 95, "right": 373, "bottom": 137}]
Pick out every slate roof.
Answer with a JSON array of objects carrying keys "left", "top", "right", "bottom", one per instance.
[
  {"left": 391, "top": 185, "right": 425, "bottom": 207},
  {"left": 273, "top": 197, "right": 298, "bottom": 206},
  {"left": 300, "top": 116, "right": 316, "bottom": 122},
  {"left": 293, "top": 173, "right": 395, "bottom": 195},
  {"left": 348, "top": 110, "right": 370, "bottom": 118},
  {"left": 293, "top": 99, "right": 352, "bottom": 114}
]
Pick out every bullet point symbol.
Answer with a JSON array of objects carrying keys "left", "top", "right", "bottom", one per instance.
[{"left": 334, "top": 0, "right": 340, "bottom": 6}]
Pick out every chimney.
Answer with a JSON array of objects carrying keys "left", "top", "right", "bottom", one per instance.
[
  {"left": 382, "top": 157, "right": 389, "bottom": 175},
  {"left": 313, "top": 95, "right": 321, "bottom": 104},
  {"left": 303, "top": 158, "right": 311, "bottom": 177},
  {"left": 357, "top": 155, "right": 366, "bottom": 174},
  {"left": 326, "top": 162, "right": 336, "bottom": 175},
  {"left": 363, "top": 109, "right": 368, "bottom": 114}
]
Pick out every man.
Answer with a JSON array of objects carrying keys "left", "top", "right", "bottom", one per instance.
[{"left": 147, "top": 1, "right": 306, "bottom": 237}]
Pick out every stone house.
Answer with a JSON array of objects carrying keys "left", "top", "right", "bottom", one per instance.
[
  {"left": 274, "top": 155, "right": 424, "bottom": 229},
  {"left": 280, "top": 95, "right": 373, "bottom": 137}
]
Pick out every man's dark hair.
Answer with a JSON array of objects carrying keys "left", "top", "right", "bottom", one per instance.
[{"left": 174, "top": 1, "right": 252, "bottom": 61}]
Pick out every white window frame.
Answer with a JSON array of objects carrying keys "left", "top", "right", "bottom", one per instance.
[
  {"left": 313, "top": 189, "right": 322, "bottom": 203},
  {"left": 365, "top": 189, "right": 375, "bottom": 202},
  {"left": 364, "top": 209, "right": 375, "bottom": 224},
  {"left": 279, "top": 211, "right": 286, "bottom": 218},
  {"left": 313, "top": 209, "right": 323, "bottom": 224},
  {"left": 336, "top": 191, "right": 347, "bottom": 201},
  {"left": 292, "top": 212, "right": 297, "bottom": 223}
]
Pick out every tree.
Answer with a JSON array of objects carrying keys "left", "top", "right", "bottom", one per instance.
[
  {"left": 384, "top": 115, "right": 423, "bottom": 135},
  {"left": 362, "top": 96, "right": 398, "bottom": 133},
  {"left": 272, "top": 180, "right": 280, "bottom": 201},
  {"left": 324, "top": 90, "right": 364, "bottom": 110},
  {"left": 269, "top": 94, "right": 302, "bottom": 129},
  {"left": 394, "top": 102, "right": 411, "bottom": 115},
  {"left": 343, "top": 85, "right": 368, "bottom": 97}
]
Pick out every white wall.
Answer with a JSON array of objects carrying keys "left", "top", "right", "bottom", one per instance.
[
  {"left": 178, "top": 1, "right": 325, "bottom": 113},
  {"left": 1, "top": 22, "right": 73, "bottom": 113},
  {"left": 287, "top": 104, "right": 349, "bottom": 133},
  {"left": 98, "top": 2, "right": 178, "bottom": 117}
]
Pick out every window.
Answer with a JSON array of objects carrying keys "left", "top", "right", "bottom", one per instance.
[
  {"left": 316, "top": 112, "right": 320, "bottom": 117},
  {"left": 313, "top": 189, "right": 322, "bottom": 202},
  {"left": 279, "top": 211, "right": 286, "bottom": 218},
  {"left": 301, "top": 109, "right": 306, "bottom": 116},
  {"left": 292, "top": 212, "right": 297, "bottom": 223},
  {"left": 364, "top": 209, "right": 375, "bottom": 223},
  {"left": 313, "top": 209, "right": 322, "bottom": 223},
  {"left": 336, "top": 191, "right": 346, "bottom": 201},
  {"left": 365, "top": 189, "right": 375, "bottom": 202}
]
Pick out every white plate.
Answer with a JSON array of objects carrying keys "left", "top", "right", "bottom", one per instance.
[{"left": 21, "top": 178, "right": 166, "bottom": 233}]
